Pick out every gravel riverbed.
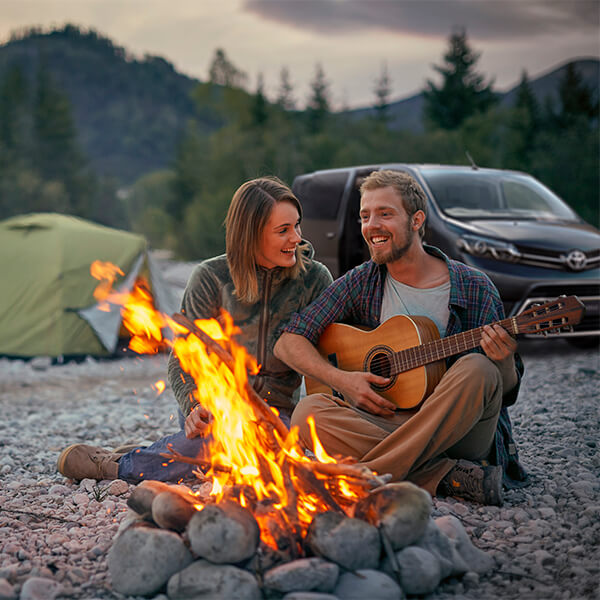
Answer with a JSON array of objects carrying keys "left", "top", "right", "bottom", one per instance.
[{"left": 0, "top": 339, "right": 598, "bottom": 599}]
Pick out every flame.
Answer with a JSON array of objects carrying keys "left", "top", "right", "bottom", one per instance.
[
  {"left": 90, "top": 261, "right": 367, "bottom": 548},
  {"left": 153, "top": 380, "right": 166, "bottom": 395}
]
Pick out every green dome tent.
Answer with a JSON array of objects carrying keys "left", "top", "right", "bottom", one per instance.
[{"left": 0, "top": 213, "right": 178, "bottom": 358}]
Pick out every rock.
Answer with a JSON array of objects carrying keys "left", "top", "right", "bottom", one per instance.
[
  {"left": 107, "top": 523, "right": 193, "bottom": 596},
  {"left": 263, "top": 558, "right": 339, "bottom": 593},
  {"left": 413, "top": 518, "right": 469, "bottom": 578},
  {"left": 108, "top": 479, "right": 129, "bottom": 496},
  {"left": 19, "top": 577, "right": 62, "bottom": 600},
  {"left": 435, "top": 515, "right": 494, "bottom": 574},
  {"left": 354, "top": 482, "right": 432, "bottom": 549},
  {"left": 282, "top": 594, "right": 338, "bottom": 600},
  {"left": 394, "top": 546, "right": 442, "bottom": 595},
  {"left": 186, "top": 501, "right": 259, "bottom": 564},
  {"left": 0, "top": 578, "right": 16, "bottom": 600},
  {"left": 334, "top": 570, "right": 403, "bottom": 600},
  {"left": 307, "top": 512, "right": 380, "bottom": 571},
  {"left": 167, "top": 560, "right": 261, "bottom": 600},
  {"left": 127, "top": 480, "right": 172, "bottom": 515},
  {"left": 30, "top": 357, "right": 51, "bottom": 371},
  {"left": 152, "top": 490, "right": 197, "bottom": 532}
]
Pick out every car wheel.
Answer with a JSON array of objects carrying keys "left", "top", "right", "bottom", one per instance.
[{"left": 566, "top": 336, "right": 600, "bottom": 349}]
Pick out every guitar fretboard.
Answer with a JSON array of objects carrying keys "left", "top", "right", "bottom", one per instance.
[{"left": 391, "top": 316, "right": 517, "bottom": 374}]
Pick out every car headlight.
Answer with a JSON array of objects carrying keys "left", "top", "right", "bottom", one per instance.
[{"left": 457, "top": 235, "right": 521, "bottom": 263}]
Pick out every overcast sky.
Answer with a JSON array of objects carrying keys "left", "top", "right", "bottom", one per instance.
[{"left": 1, "top": 0, "right": 598, "bottom": 108}]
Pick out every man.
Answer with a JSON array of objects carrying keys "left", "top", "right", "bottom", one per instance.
[{"left": 274, "top": 170, "right": 527, "bottom": 505}]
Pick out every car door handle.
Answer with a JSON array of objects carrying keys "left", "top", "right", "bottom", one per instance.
[{"left": 326, "top": 232, "right": 336, "bottom": 239}]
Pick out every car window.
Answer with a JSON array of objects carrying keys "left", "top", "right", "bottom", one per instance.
[
  {"left": 294, "top": 171, "right": 348, "bottom": 220},
  {"left": 421, "top": 170, "right": 579, "bottom": 221}
]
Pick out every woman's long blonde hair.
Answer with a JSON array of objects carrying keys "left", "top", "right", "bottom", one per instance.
[{"left": 226, "top": 177, "right": 306, "bottom": 303}]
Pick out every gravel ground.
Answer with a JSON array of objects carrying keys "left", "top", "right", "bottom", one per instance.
[{"left": 0, "top": 339, "right": 598, "bottom": 599}]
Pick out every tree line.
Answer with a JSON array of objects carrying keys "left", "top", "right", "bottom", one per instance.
[{"left": 0, "top": 30, "right": 597, "bottom": 260}]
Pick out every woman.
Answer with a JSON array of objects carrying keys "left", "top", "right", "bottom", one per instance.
[{"left": 57, "top": 177, "right": 333, "bottom": 482}]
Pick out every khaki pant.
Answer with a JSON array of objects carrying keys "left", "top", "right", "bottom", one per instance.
[{"left": 291, "top": 353, "right": 503, "bottom": 496}]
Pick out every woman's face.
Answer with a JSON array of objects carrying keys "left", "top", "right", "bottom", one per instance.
[{"left": 255, "top": 201, "right": 302, "bottom": 269}]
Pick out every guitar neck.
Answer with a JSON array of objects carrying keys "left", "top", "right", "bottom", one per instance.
[{"left": 392, "top": 316, "right": 517, "bottom": 374}]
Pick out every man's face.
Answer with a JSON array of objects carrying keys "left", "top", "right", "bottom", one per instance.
[{"left": 360, "top": 186, "right": 415, "bottom": 265}]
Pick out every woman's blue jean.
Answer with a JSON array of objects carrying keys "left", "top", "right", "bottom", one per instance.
[{"left": 117, "top": 410, "right": 291, "bottom": 483}]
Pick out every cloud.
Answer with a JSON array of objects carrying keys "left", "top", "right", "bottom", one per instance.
[{"left": 244, "top": 0, "right": 599, "bottom": 39}]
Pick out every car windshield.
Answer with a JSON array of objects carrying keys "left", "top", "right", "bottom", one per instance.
[{"left": 420, "top": 169, "right": 580, "bottom": 221}]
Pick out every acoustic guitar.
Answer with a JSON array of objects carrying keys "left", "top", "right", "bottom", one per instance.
[{"left": 304, "top": 296, "right": 585, "bottom": 409}]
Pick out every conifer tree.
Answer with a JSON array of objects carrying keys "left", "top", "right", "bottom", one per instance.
[
  {"left": 276, "top": 67, "right": 295, "bottom": 111},
  {"left": 208, "top": 48, "right": 247, "bottom": 88},
  {"left": 252, "top": 72, "right": 268, "bottom": 126},
  {"left": 373, "top": 62, "right": 392, "bottom": 123},
  {"left": 307, "top": 63, "right": 331, "bottom": 132},
  {"left": 423, "top": 30, "right": 496, "bottom": 130}
]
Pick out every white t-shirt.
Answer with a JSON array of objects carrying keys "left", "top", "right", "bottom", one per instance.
[{"left": 380, "top": 275, "right": 451, "bottom": 337}]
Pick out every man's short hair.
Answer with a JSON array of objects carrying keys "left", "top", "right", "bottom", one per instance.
[{"left": 360, "top": 170, "right": 428, "bottom": 238}]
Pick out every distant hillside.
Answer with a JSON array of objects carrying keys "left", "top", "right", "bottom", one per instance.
[
  {"left": 0, "top": 25, "right": 217, "bottom": 183},
  {"left": 347, "top": 57, "right": 599, "bottom": 132}
]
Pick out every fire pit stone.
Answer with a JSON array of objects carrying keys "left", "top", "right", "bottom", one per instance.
[
  {"left": 413, "top": 517, "right": 469, "bottom": 578},
  {"left": 262, "top": 557, "right": 339, "bottom": 594},
  {"left": 306, "top": 512, "right": 381, "bottom": 571},
  {"left": 435, "top": 515, "right": 494, "bottom": 574},
  {"left": 107, "top": 522, "right": 193, "bottom": 596},
  {"left": 333, "top": 569, "right": 404, "bottom": 600},
  {"left": 187, "top": 500, "right": 260, "bottom": 564},
  {"left": 354, "top": 481, "right": 432, "bottom": 549},
  {"left": 388, "top": 545, "right": 442, "bottom": 595},
  {"left": 167, "top": 559, "right": 261, "bottom": 600}
]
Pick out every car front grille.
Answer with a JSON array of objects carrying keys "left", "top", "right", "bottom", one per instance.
[{"left": 512, "top": 245, "right": 600, "bottom": 272}]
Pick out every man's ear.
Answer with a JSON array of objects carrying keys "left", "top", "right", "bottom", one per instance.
[{"left": 412, "top": 210, "right": 426, "bottom": 231}]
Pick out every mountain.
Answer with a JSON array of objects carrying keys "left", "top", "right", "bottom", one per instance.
[
  {"left": 0, "top": 26, "right": 597, "bottom": 183},
  {"left": 346, "top": 57, "right": 599, "bottom": 132},
  {"left": 0, "top": 25, "right": 215, "bottom": 183}
]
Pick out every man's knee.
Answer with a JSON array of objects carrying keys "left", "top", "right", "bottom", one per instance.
[{"left": 454, "top": 353, "right": 501, "bottom": 386}]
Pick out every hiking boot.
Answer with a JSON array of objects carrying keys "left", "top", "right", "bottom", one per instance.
[
  {"left": 438, "top": 459, "right": 503, "bottom": 506},
  {"left": 57, "top": 444, "right": 120, "bottom": 481}
]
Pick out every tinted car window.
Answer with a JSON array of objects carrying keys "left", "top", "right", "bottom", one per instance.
[
  {"left": 294, "top": 171, "right": 348, "bottom": 220},
  {"left": 421, "top": 170, "right": 579, "bottom": 221}
]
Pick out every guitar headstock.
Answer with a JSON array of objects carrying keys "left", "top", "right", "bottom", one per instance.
[{"left": 515, "top": 296, "right": 585, "bottom": 335}]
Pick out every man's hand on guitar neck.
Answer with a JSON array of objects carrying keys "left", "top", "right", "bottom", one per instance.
[{"left": 480, "top": 324, "right": 519, "bottom": 393}]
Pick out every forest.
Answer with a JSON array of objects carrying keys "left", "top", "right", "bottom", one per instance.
[{"left": 0, "top": 26, "right": 598, "bottom": 260}]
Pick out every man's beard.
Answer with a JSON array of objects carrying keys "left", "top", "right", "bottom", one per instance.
[{"left": 369, "top": 226, "right": 414, "bottom": 265}]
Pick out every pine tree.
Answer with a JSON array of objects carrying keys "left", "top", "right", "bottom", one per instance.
[
  {"left": 276, "top": 67, "right": 295, "bottom": 111},
  {"left": 423, "top": 29, "right": 497, "bottom": 130},
  {"left": 0, "top": 64, "right": 30, "bottom": 155},
  {"left": 208, "top": 48, "right": 247, "bottom": 88},
  {"left": 307, "top": 63, "right": 330, "bottom": 132},
  {"left": 252, "top": 72, "right": 268, "bottom": 126},
  {"left": 373, "top": 62, "right": 392, "bottom": 123},
  {"left": 557, "top": 62, "right": 599, "bottom": 126},
  {"left": 33, "top": 62, "right": 95, "bottom": 216}
]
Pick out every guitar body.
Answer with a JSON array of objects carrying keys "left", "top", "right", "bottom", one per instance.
[{"left": 305, "top": 315, "right": 447, "bottom": 409}]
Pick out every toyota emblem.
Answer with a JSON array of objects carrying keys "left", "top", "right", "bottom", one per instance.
[{"left": 564, "top": 250, "right": 587, "bottom": 271}]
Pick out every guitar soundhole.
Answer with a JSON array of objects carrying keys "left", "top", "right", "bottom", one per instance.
[{"left": 365, "top": 346, "right": 395, "bottom": 391}]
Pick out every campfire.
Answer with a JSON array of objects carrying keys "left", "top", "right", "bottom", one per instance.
[{"left": 90, "top": 261, "right": 493, "bottom": 598}]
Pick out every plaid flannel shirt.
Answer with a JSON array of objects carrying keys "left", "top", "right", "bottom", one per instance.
[{"left": 285, "top": 245, "right": 528, "bottom": 487}]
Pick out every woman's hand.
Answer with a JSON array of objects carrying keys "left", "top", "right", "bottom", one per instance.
[{"left": 184, "top": 405, "right": 212, "bottom": 439}]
